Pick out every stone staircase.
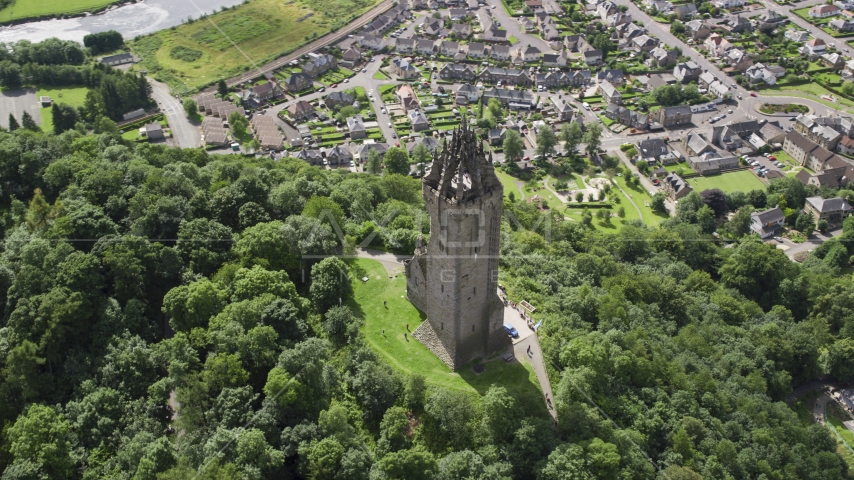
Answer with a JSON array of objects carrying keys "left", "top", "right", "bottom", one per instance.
[{"left": 412, "top": 321, "right": 454, "bottom": 369}]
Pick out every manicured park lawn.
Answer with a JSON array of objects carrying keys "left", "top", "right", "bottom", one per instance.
[
  {"left": 495, "top": 169, "right": 525, "bottom": 200},
  {"left": 0, "top": 0, "right": 120, "bottom": 23},
  {"left": 664, "top": 162, "right": 693, "bottom": 175},
  {"left": 36, "top": 86, "right": 89, "bottom": 133},
  {"left": 612, "top": 176, "right": 667, "bottom": 226},
  {"left": 350, "top": 258, "right": 548, "bottom": 410},
  {"left": 686, "top": 170, "right": 765, "bottom": 194}
]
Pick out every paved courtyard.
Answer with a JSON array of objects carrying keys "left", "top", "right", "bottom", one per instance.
[{"left": 0, "top": 88, "right": 41, "bottom": 129}]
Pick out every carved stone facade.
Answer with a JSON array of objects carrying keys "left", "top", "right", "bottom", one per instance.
[{"left": 406, "top": 120, "right": 508, "bottom": 370}]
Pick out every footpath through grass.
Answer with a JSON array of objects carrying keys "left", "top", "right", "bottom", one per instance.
[
  {"left": 0, "top": 0, "right": 121, "bottom": 24},
  {"left": 350, "top": 258, "right": 547, "bottom": 409},
  {"left": 130, "top": 0, "right": 381, "bottom": 93}
]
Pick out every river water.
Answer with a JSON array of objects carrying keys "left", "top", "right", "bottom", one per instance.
[{"left": 0, "top": 0, "right": 245, "bottom": 44}]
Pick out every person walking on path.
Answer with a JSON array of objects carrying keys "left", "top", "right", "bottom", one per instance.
[
  {"left": 383, "top": 300, "right": 387, "bottom": 308},
  {"left": 406, "top": 323, "right": 409, "bottom": 331},
  {"left": 382, "top": 329, "right": 385, "bottom": 336}
]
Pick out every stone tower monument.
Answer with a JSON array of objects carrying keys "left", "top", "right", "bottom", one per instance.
[{"left": 405, "top": 120, "right": 508, "bottom": 370}]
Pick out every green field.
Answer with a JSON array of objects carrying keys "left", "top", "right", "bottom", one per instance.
[
  {"left": 496, "top": 169, "right": 525, "bottom": 200},
  {"left": 0, "top": 0, "right": 122, "bottom": 24},
  {"left": 36, "top": 86, "right": 89, "bottom": 133},
  {"left": 612, "top": 176, "right": 668, "bottom": 226},
  {"left": 130, "top": 0, "right": 381, "bottom": 93},
  {"left": 686, "top": 170, "right": 766, "bottom": 194},
  {"left": 351, "top": 259, "right": 548, "bottom": 411}
]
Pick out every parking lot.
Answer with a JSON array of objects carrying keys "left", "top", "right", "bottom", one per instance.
[
  {"left": 745, "top": 153, "right": 787, "bottom": 178},
  {"left": 0, "top": 88, "right": 41, "bottom": 129}
]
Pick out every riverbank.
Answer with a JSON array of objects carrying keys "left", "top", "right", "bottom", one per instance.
[{"left": 0, "top": 0, "right": 130, "bottom": 26}]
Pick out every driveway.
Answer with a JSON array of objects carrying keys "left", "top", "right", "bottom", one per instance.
[
  {"left": 782, "top": 227, "right": 842, "bottom": 260},
  {"left": 148, "top": 78, "right": 200, "bottom": 148}
]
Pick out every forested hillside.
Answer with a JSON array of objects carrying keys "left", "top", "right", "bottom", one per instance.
[{"left": 0, "top": 127, "right": 852, "bottom": 479}]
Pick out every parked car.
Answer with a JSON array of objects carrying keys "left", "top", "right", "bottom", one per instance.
[
  {"left": 768, "top": 155, "right": 776, "bottom": 161},
  {"left": 750, "top": 92, "right": 757, "bottom": 97},
  {"left": 503, "top": 324, "right": 519, "bottom": 338},
  {"left": 774, "top": 236, "right": 783, "bottom": 242}
]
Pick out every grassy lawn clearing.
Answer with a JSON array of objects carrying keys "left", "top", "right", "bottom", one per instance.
[
  {"left": 373, "top": 70, "right": 391, "bottom": 80},
  {"left": 612, "top": 176, "right": 667, "bottom": 226},
  {"left": 686, "top": 170, "right": 765, "bottom": 194},
  {"left": 0, "top": 0, "right": 121, "bottom": 24},
  {"left": 496, "top": 169, "right": 525, "bottom": 199},
  {"left": 764, "top": 84, "right": 854, "bottom": 112},
  {"left": 351, "top": 259, "right": 548, "bottom": 409},
  {"left": 36, "top": 86, "right": 89, "bottom": 133},
  {"left": 774, "top": 150, "right": 798, "bottom": 167},
  {"left": 664, "top": 162, "right": 693, "bottom": 175},
  {"left": 130, "top": 0, "right": 381, "bottom": 93}
]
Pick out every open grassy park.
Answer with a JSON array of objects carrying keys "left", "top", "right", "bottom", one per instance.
[
  {"left": 686, "top": 170, "right": 765, "bottom": 194},
  {"left": 36, "top": 86, "right": 89, "bottom": 133},
  {"left": 0, "top": 0, "right": 122, "bottom": 24},
  {"left": 130, "top": 0, "right": 381, "bottom": 93},
  {"left": 350, "top": 258, "right": 548, "bottom": 410}
]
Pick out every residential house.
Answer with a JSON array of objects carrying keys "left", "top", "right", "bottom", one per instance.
[
  {"left": 802, "top": 38, "right": 827, "bottom": 57},
  {"left": 452, "top": 23, "right": 472, "bottom": 38},
  {"left": 490, "top": 45, "right": 511, "bottom": 61},
  {"left": 745, "top": 63, "right": 784, "bottom": 85},
  {"left": 395, "top": 38, "right": 416, "bottom": 54},
  {"left": 440, "top": 41, "right": 460, "bottom": 56},
  {"left": 542, "top": 50, "right": 568, "bottom": 67},
  {"left": 647, "top": 0, "right": 673, "bottom": 11},
  {"left": 519, "top": 17, "right": 536, "bottom": 32},
  {"left": 390, "top": 56, "right": 421, "bottom": 79},
  {"left": 303, "top": 54, "right": 337, "bottom": 77},
  {"left": 822, "top": 52, "right": 846, "bottom": 69},
  {"left": 480, "top": 24, "right": 509, "bottom": 42},
  {"left": 605, "top": 104, "right": 649, "bottom": 129},
  {"left": 479, "top": 67, "right": 532, "bottom": 86},
  {"left": 407, "top": 136, "right": 440, "bottom": 154},
  {"left": 582, "top": 47, "right": 603, "bottom": 65},
  {"left": 525, "top": 0, "right": 543, "bottom": 8},
  {"left": 397, "top": 84, "right": 420, "bottom": 112},
  {"left": 569, "top": 70, "right": 592, "bottom": 86},
  {"left": 340, "top": 47, "right": 362, "bottom": 68},
  {"left": 783, "top": 130, "right": 821, "bottom": 165},
  {"left": 632, "top": 35, "right": 659, "bottom": 53},
  {"left": 606, "top": 12, "right": 632, "bottom": 27},
  {"left": 251, "top": 81, "right": 283, "bottom": 102},
  {"left": 325, "top": 91, "right": 355, "bottom": 109},
  {"left": 709, "top": 80, "right": 733, "bottom": 99},
  {"left": 356, "top": 143, "right": 389, "bottom": 162},
  {"left": 725, "top": 48, "right": 754, "bottom": 72},
  {"left": 516, "top": 45, "right": 541, "bottom": 63},
  {"left": 295, "top": 149, "right": 323, "bottom": 165},
  {"left": 785, "top": 30, "right": 811, "bottom": 42},
  {"left": 830, "top": 19, "right": 854, "bottom": 32},
  {"left": 704, "top": 34, "right": 733, "bottom": 57},
  {"left": 456, "top": 84, "right": 481, "bottom": 104},
  {"left": 468, "top": 42, "right": 487, "bottom": 58},
  {"left": 440, "top": 63, "right": 477, "bottom": 81},
  {"left": 809, "top": 4, "right": 840, "bottom": 17},
  {"left": 725, "top": 15, "right": 753, "bottom": 33},
  {"left": 636, "top": 138, "right": 671, "bottom": 163},
  {"left": 804, "top": 196, "right": 853, "bottom": 227},
  {"left": 448, "top": 7, "right": 468, "bottom": 20},
  {"left": 424, "top": 20, "right": 443, "bottom": 37},
  {"left": 663, "top": 173, "right": 693, "bottom": 200},
  {"left": 482, "top": 88, "right": 536, "bottom": 109},
  {"left": 685, "top": 19, "right": 711, "bottom": 40},
  {"left": 409, "top": 110, "right": 431, "bottom": 131},
  {"left": 597, "top": 1, "right": 618, "bottom": 20},
  {"left": 647, "top": 47, "right": 678, "bottom": 68},
  {"left": 597, "top": 69, "right": 624, "bottom": 85},
  {"left": 699, "top": 71, "right": 717, "bottom": 90},
  {"left": 144, "top": 123, "right": 164, "bottom": 141},
  {"left": 284, "top": 72, "right": 312, "bottom": 92},
  {"left": 541, "top": 22, "right": 561, "bottom": 41},
  {"left": 347, "top": 115, "right": 367, "bottom": 139},
  {"left": 286, "top": 100, "right": 315, "bottom": 121},
  {"left": 551, "top": 97, "right": 576, "bottom": 121},
  {"left": 99, "top": 53, "right": 134, "bottom": 66},
  {"left": 839, "top": 135, "right": 854, "bottom": 155},
  {"left": 599, "top": 80, "right": 622, "bottom": 105},
  {"left": 711, "top": 119, "right": 763, "bottom": 150},
  {"left": 357, "top": 33, "right": 386, "bottom": 51},
  {"left": 672, "top": 3, "right": 698, "bottom": 18},
  {"left": 750, "top": 206, "right": 785, "bottom": 238},
  {"left": 325, "top": 145, "right": 352, "bottom": 165},
  {"left": 673, "top": 61, "right": 701, "bottom": 83},
  {"left": 684, "top": 131, "right": 713, "bottom": 155},
  {"left": 658, "top": 105, "right": 693, "bottom": 128},
  {"left": 712, "top": 0, "right": 747, "bottom": 8},
  {"left": 416, "top": 39, "right": 436, "bottom": 55},
  {"left": 687, "top": 152, "right": 739, "bottom": 175}
]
